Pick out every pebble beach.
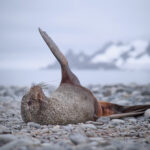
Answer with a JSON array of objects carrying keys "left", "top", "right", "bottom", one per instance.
[{"left": 0, "top": 84, "right": 150, "bottom": 150}]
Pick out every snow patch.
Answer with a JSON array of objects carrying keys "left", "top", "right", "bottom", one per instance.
[
  {"left": 123, "top": 54, "right": 150, "bottom": 70},
  {"left": 91, "top": 44, "right": 131, "bottom": 63},
  {"left": 129, "top": 40, "right": 148, "bottom": 57}
]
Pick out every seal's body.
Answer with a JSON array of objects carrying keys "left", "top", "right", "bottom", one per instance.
[
  {"left": 21, "top": 28, "right": 150, "bottom": 125},
  {"left": 21, "top": 84, "right": 98, "bottom": 125}
]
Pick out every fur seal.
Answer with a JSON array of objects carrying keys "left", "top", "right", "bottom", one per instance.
[{"left": 21, "top": 28, "right": 150, "bottom": 125}]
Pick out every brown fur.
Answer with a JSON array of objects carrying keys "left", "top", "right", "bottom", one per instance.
[
  {"left": 21, "top": 28, "right": 150, "bottom": 125},
  {"left": 97, "top": 101, "right": 124, "bottom": 116},
  {"left": 61, "top": 65, "right": 80, "bottom": 86},
  {"left": 21, "top": 84, "right": 98, "bottom": 125}
]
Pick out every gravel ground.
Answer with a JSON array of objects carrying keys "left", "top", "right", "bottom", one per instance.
[{"left": 0, "top": 84, "right": 150, "bottom": 150}]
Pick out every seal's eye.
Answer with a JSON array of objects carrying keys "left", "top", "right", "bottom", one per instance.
[{"left": 28, "top": 101, "right": 32, "bottom": 106}]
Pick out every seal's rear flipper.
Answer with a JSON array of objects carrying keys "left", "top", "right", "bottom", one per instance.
[
  {"left": 39, "top": 28, "right": 80, "bottom": 86},
  {"left": 97, "top": 101, "right": 150, "bottom": 118},
  {"left": 122, "top": 104, "right": 150, "bottom": 113},
  {"left": 109, "top": 111, "right": 145, "bottom": 119}
]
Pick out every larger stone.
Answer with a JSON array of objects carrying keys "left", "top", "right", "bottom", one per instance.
[
  {"left": 0, "top": 134, "right": 16, "bottom": 147},
  {"left": 69, "top": 133, "right": 87, "bottom": 145},
  {"left": 111, "top": 119, "right": 125, "bottom": 125},
  {"left": 144, "top": 109, "right": 150, "bottom": 119}
]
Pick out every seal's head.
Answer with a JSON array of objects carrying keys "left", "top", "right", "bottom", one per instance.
[{"left": 21, "top": 85, "right": 47, "bottom": 123}]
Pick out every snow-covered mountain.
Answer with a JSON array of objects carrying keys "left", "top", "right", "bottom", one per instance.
[{"left": 45, "top": 40, "right": 150, "bottom": 70}]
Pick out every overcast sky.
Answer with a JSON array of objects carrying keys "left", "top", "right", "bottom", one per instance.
[{"left": 0, "top": 0, "right": 150, "bottom": 69}]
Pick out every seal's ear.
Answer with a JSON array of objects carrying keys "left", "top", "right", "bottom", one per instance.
[{"left": 39, "top": 28, "right": 80, "bottom": 86}]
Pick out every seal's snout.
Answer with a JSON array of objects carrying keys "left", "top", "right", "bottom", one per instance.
[{"left": 29, "top": 85, "right": 45, "bottom": 101}]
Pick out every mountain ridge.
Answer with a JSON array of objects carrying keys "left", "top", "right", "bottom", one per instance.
[{"left": 45, "top": 40, "right": 150, "bottom": 70}]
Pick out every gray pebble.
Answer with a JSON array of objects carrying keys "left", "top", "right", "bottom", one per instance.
[
  {"left": 81, "top": 124, "right": 96, "bottom": 129},
  {"left": 111, "top": 119, "right": 125, "bottom": 125},
  {"left": 122, "top": 143, "right": 146, "bottom": 150},
  {"left": 96, "top": 117, "right": 110, "bottom": 124},
  {"left": 69, "top": 133, "right": 87, "bottom": 145},
  {"left": 63, "top": 124, "right": 74, "bottom": 131},
  {"left": 0, "top": 125, "right": 11, "bottom": 134},
  {"left": 126, "top": 117, "right": 137, "bottom": 123},
  {"left": 145, "top": 136, "right": 150, "bottom": 144},
  {"left": 41, "top": 143, "right": 65, "bottom": 150},
  {"left": 102, "top": 145, "right": 117, "bottom": 150},
  {"left": 27, "top": 122, "right": 41, "bottom": 129},
  {"left": 41, "top": 128, "right": 49, "bottom": 133},
  {"left": 85, "top": 130, "right": 97, "bottom": 137},
  {"left": 144, "top": 109, "right": 150, "bottom": 119},
  {"left": 0, "top": 139, "right": 38, "bottom": 150},
  {"left": 76, "top": 144, "right": 93, "bottom": 150},
  {"left": 89, "top": 137, "right": 108, "bottom": 145},
  {"left": 0, "top": 134, "right": 16, "bottom": 147}
]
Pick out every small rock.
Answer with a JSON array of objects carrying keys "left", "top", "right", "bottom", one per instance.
[
  {"left": 0, "top": 134, "right": 16, "bottom": 147},
  {"left": 145, "top": 136, "right": 150, "bottom": 144},
  {"left": 113, "top": 99, "right": 130, "bottom": 105},
  {"left": 12, "top": 124, "right": 22, "bottom": 130},
  {"left": 41, "top": 143, "right": 64, "bottom": 150},
  {"left": 41, "top": 128, "right": 49, "bottom": 133},
  {"left": 91, "top": 86, "right": 100, "bottom": 94},
  {"left": 0, "top": 125, "right": 11, "bottom": 134},
  {"left": 85, "top": 130, "right": 97, "bottom": 137},
  {"left": 122, "top": 142, "right": 145, "bottom": 150},
  {"left": 129, "top": 130, "right": 138, "bottom": 137},
  {"left": 132, "top": 91, "right": 140, "bottom": 96},
  {"left": 147, "top": 124, "right": 150, "bottom": 129},
  {"left": 111, "top": 119, "right": 125, "bottom": 125},
  {"left": 127, "top": 118, "right": 137, "bottom": 123},
  {"left": 27, "top": 122, "right": 41, "bottom": 128},
  {"left": 138, "top": 132, "right": 145, "bottom": 138},
  {"left": 103, "top": 145, "right": 117, "bottom": 150},
  {"left": 76, "top": 144, "right": 93, "bottom": 150},
  {"left": 120, "top": 132, "right": 128, "bottom": 137},
  {"left": 141, "top": 90, "right": 150, "bottom": 96},
  {"left": 144, "top": 109, "right": 150, "bottom": 119},
  {"left": 103, "top": 90, "right": 111, "bottom": 97},
  {"left": 89, "top": 137, "right": 108, "bottom": 145},
  {"left": 81, "top": 124, "right": 96, "bottom": 129},
  {"left": 97, "top": 117, "right": 110, "bottom": 124},
  {"left": 0, "top": 138, "right": 39, "bottom": 150},
  {"left": 63, "top": 124, "right": 74, "bottom": 131},
  {"left": 69, "top": 133, "right": 87, "bottom": 145},
  {"left": 51, "top": 125, "right": 60, "bottom": 133}
]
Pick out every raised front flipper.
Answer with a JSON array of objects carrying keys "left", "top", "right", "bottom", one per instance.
[{"left": 39, "top": 28, "right": 80, "bottom": 86}]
